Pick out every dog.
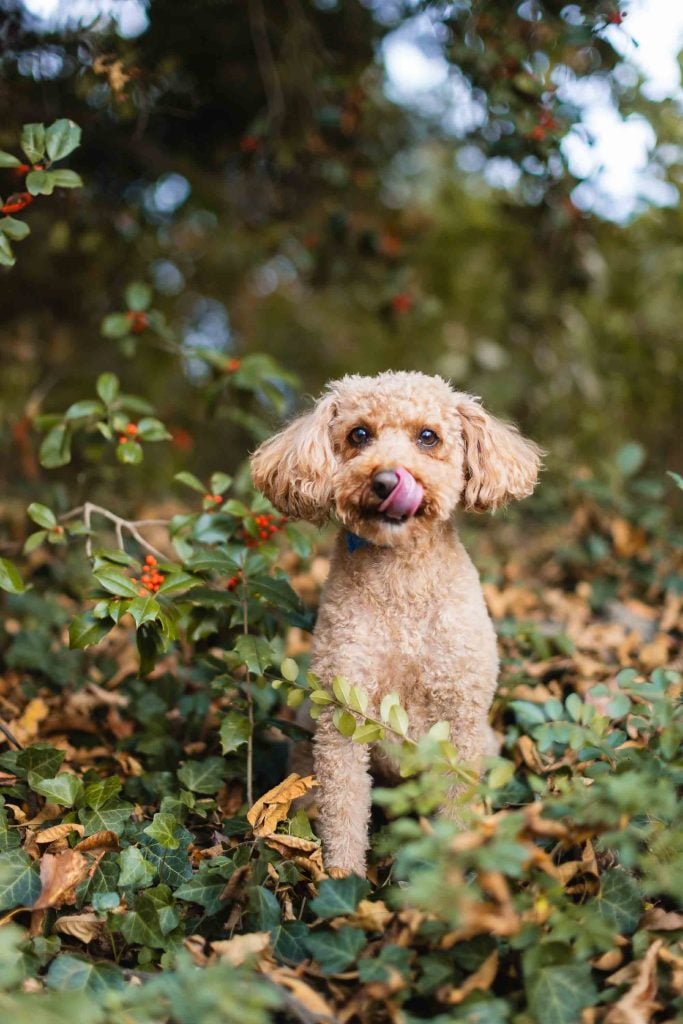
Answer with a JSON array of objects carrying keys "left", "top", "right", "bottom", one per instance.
[{"left": 250, "top": 371, "right": 541, "bottom": 876}]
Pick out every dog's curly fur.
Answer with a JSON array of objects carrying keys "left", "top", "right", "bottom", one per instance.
[{"left": 251, "top": 371, "right": 542, "bottom": 875}]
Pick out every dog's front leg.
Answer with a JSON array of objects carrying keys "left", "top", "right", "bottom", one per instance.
[{"left": 313, "top": 711, "right": 371, "bottom": 877}]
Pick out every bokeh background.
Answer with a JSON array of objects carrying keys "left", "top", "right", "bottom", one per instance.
[{"left": 0, "top": 0, "right": 681, "bottom": 503}]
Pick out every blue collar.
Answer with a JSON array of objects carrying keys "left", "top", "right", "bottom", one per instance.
[{"left": 346, "top": 531, "right": 372, "bottom": 554}]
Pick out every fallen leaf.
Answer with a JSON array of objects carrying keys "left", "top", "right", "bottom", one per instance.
[
  {"left": 641, "top": 907, "right": 683, "bottom": 931},
  {"left": 605, "top": 940, "right": 661, "bottom": 1024},
  {"left": 35, "top": 823, "right": 85, "bottom": 844},
  {"left": 348, "top": 898, "right": 393, "bottom": 932},
  {"left": 211, "top": 932, "right": 270, "bottom": 966},
  {"left": 439, "top": 949, "right": 499, "bottom": 1004},
  {"left": 247, "top": 774, "right": 318, "bottom": 838},
  {"left": 53, "top": 912, "right": 101, "bottom": 943},
  {"left": 17, "top": 697, "right": 49, "bottom": 740},
  {"left": 74, "top": 830, "right": 120, "bottom": 853},
  {"left": 33, "top": 849, "right": 90, "bottom": 909},
  {"left": 261, "top": 966, "right": 337, "bottom": 1023}
]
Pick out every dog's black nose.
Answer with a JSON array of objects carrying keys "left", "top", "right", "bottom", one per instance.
[{"left": 372, "top": 469, "right": 399, "bottom": 500}]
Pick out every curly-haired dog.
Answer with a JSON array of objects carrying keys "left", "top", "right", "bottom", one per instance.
[{"left": 251, "top": 371, "right": 541, "bottom": 876}]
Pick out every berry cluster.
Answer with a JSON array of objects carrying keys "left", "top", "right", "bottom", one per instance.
[
  {"left": 203, "top": 493, "right": 223, "bottom": 510},
  {"left": 224, "top": 357, "right": 241, "bottom": 373},
  {"left": 227, "top": 570, "right": 243, "bottom": 591},
  {"left": 131, "top": 555, "right": 165, "bottom": 596},
  {"left": 2, "top": 192, "right": 33, "bottom": 215},
  {"left": 118, "top": 422, "right": 139, "bottom": 444},
  {"left": 126, "top": 311, "right": 149, "bottom": 334}
]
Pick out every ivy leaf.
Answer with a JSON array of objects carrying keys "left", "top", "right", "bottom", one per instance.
[
  {"left": 0, "top": 558, "right": 25, "bottom": 595},
  {"left": 177, "top": 757, "right": 227, "bottom": 794},
  {"left": 249, "top": 885, "right": 281, "bottom": 930},
  {"left": 271, "top": 920, "right": 309, "bottom": 964},
  {"left": 0, "top": 850, "right": 41, "bottom": 910},
  {"left": 143, "top": 813, "right": 180, "bottom": 850},
  {"left": 304, "top": 926, "right": 366, "bottom": 974},
  {"left": 118, "top": 847, "right": 157, "bottom": 889},
  {"left": 19, "top": 744, "right": 65, "bottom": 781},
  {"left": 31, "top": 773, "right": 84, "bottom": 807},
  {"left": 309, "top": 876, "right": 370, "bottom": 919},
  {"left": 596, "top": 869, "right": 642, "bottom": 935},
  {"left": 83, "top": 777, "right": 122, "bottom": 810},
  {"left": 78, "top": 803, "right": 134, "bottom": 837},
  {"left": 219, "top": 711, "right": 251, "bottom": 754},
  {"left": 526, "top": 963, "right": 597, "bottom": 1024},
  {"left": 45, "top": 119, "right": 81, "bottom": 161},
  {"left": 46, "top": 954, "right": 124, "bottom": 994}
]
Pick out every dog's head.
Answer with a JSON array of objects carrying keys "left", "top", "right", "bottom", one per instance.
[{"left": 250, "top": 371, "right": 542, "bottom": 546}]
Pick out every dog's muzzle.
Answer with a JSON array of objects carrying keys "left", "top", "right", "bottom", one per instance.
[{"left": 372, "top": 467, "right": 424, "bottom": 520}]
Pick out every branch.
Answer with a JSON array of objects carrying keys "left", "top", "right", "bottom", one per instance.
[
  {"left": 248, "top": 0, "right": 285, "bottom": 135},
  {"left": 61, "top": 503, "right": 171, "bottom": 561}
]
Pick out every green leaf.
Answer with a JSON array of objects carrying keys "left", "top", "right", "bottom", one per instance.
[
  {"left": 78, "top": 803, "right": 134, "bottom": 837},
  {"left": 210, "top": 471, "right": 233, "bottom": 494},
  {"left": 0, "top": 151, "right": 21, "bottom": 167},
  {"left": 83, "top": 776, "right": 121, "bottom": 810},
  {"left": 125, "top": 282, "right": 152, "bottom": 311},
  {"left": 332, "top": 676, "right": 351, "bottom": 704},
  {"left": 46, "top": 954, "right": 124, "bottom": 994},
  {"left": 174, "top": 471, "right": 206, "bottom": 493},
  {"left": 0, "top": 850, "right": 41, "bottom": 910},
  {"left": 234, "top": 634, "right": 276, "bottom": 675},
  {"left": 137, "top": 417, "right": 171, "bottom": 442},
  {"left": 45, "top": 119, "right": 81, "bottom": 161},
  {"left": 332, "top": 708, "right": 357, "bottom": 738},
  {"left": 309, "top": 875, "right": 370, "bottom": 918},
  {"left": 616, "top": 442, "right": 645, "bottom": 477},
  {"left": 93, "top": 568, "right": 141, "bottom": 598},
  {"left": 101, "top": 313, "right": 133, "bottom": 339},
  {"left": 348, "top": 686, "right": 369, "bottom": 714},
  {"left": 388, "top": 703, "right": 410, "bottom": 737},
  {"left": 117, "top": 886, "right": 177, "bottom": 948},
  {"left": 96, "top": 372, "right": 119, "bottom": 405},
  {"left": 155, "top": 572, "right": 200, "bottom": 596},
  {"left": 352, "top": 722, "right": 384, "bottom": 743},
  {"left": 19, "top": 744, "right": 65, "bottom": 781},
  {"left": 27, "top": 502, "right": 57, "bottom": 528},
  {"left": 0, "top": 233, "right": 15, "bottom": 266},
  {"left": 0, "top": 558, "right": 25, "bottom": 595},
  {"left": 280, "top": 658, "right": 299, "bottom": 682},
  {"left": 49, "top": 169, "right": 83, "bottom": 189},
  {"left": 116, "top": 439, "right": 143, "bottom": 464},
  {"left": 177, "top": 757, "right": 227, "bottom": 794},
  {"left": 175, "top": 871, "right": 227, "bottom": 915},
  {"left": 249, "top": 885, "right": 281, "bottom": 930},
  {"left": 667, "top": 470, "right": 683, "bottom": 490},
  {"left": 0, "top": 216, "right": 30, "bottom": 240},
  {"left": 26, "top": 170, "right": 55, "bottom": 195},
  {"left": 526, "top": 963, "right": 597, "bottom": 1024},
  {"left": 596, "top": 869, "right": 642, "bottom": 935},
  {"left": 69, "top": 612, "right": 113, "bottom": 650},
  {"left": 39, "top": 423, "right": 72, "bottom": 468},
  {"left": 143, "top": 812, "right": 180, "bottom": 850},
  {"left": 304, "top": 926, "right": 366, "bottom": 974},
  {"left": 219, "top": 711, "right": 251, "bottom": 753},
  {"left": 64, "top": 399, "right": 104, "bottom": 420},
  {"left": 126, "top": 595, "right": 161, "bottom": 628},
  {"left": 118, "top": 846, "right": 157, "bottom": 889},
  {"left": 21, "top": 123, "right": 46, "bottom": 163},
  {"left": 32, "top": 773, "right": 83, "bottom": 807},
  {"left": 23, "top": 530, "right": 48, "bottom": 554}
]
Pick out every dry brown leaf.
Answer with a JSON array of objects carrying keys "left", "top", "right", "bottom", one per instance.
[
  {"left": 261, "top": 966, "right": 337, "bottom": 1023},
  {"left": 641, "top": 907, "right": 683, "bottom": 931},
  {"left": 439, "top": 949, "right": 499, "bottom": 1004},
  {"left": 33, "top": 849, "right": 90, "bottom": 909},
  {"left": 593, "top": 949, "right": 624, "bottom": 971},
  {"left": 605, "top": 940, "right": 662, "bottom": 1024},
  {"left": 183, "top": 934, "right": 208, "bottom": 966},
  {"left": 517, "top": 735, "right": 546, "bottom": 773},
  {"left": 35, "top": 823, "right": 85, "bottom": 844},
  {"left": 211, "top": 932, "right": 270, "bottom": 967},
  {"left": 638, "top": 634, "right": 671, "bottom": 670},
  {"left": 247, "top": 774, "right": 318, "bottom": 838},
  {"left": 17, "top": 697, "right": 49, "bottom": 740},
  {"left": 74, "top": 830, "right": 120, "bottom": 853},
  {"left": 53, "top": 912, "right": 101, "bottom": 944},
  {"left": 347, "top": 899, "right": 393, "bottom": 932}
]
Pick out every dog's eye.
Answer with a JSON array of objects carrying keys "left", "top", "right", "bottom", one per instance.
[
  {"left": 348, "top": 426, "right": 372, "bottom": 447},
  {"left": 417, "top": 428, "right": 439, "bottom": 448}
]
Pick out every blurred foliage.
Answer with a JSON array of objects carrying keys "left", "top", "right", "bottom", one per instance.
[{"left": 0, "top": 0, "right": 681, "bottom": 499}]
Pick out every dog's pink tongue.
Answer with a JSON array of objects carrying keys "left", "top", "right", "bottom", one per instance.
[{"left": 378, "top": 467, "right": 424, "bottom": 520}]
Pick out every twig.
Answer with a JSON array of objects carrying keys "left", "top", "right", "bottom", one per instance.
[
  {"left": 60, "top": 503, "right": 170, "bottom": 561},
  {"left": 248, "top": 0, "right": 285, "bottom": 135},
  {"left": 0, "top": 719, "right": 23, "bottom": 750},
  {"left": 240, "top": 576, "right": 254, "bottom": 807}
]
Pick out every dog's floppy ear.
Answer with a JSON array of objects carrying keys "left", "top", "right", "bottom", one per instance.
[
  {"left": 455, "top": 395, "right": 542, "bottom": 512},
  {"left": 250, "top": 393, "right": 338, "bottom": 523}
]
